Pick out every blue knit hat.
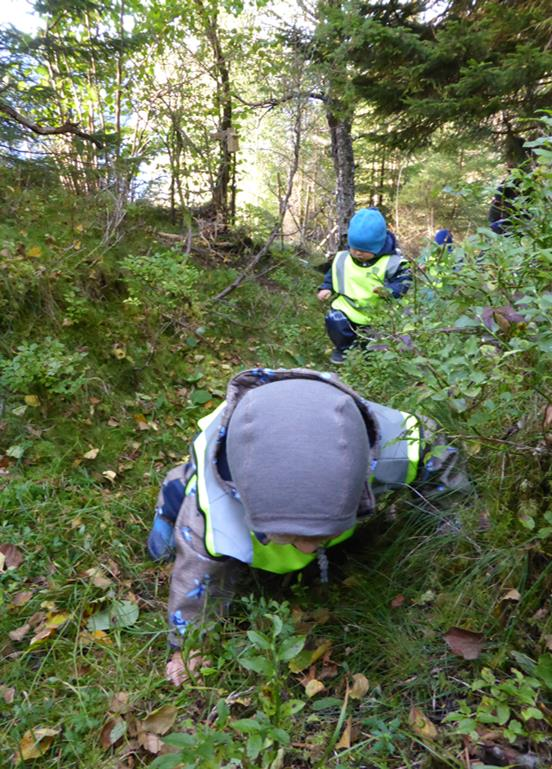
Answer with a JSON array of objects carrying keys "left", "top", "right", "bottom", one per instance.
[
  {"left": 348, "top": 208, "right": 387, "bottom": 254},
  {"left": 434, "top": 228, "right": 453, "bottom": 246}
]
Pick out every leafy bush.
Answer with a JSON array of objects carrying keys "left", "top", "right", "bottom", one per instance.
[
  {"left": 0, "top": 338, "right": 88, "bottom": 397},
  {"left": 344, "top": 123, "right": 552, "bottom": 469},
  {"left": 122, "top": 248, "right": 201, "bottom": 314}
]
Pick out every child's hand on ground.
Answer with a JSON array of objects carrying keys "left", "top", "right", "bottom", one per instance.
[{"left": 317, "top": 289, "right": 331, "bottom": 301}]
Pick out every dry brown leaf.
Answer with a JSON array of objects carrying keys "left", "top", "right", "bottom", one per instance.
[
  {"left": 138, "top": 731, "right": 162, "bottom": 754},
  {"left": 305, "top": 679, "right": 325, "bottom": 698},
  {"left": 29, "top": 612, "right": 71, "bottom": 647},
  {"left": 140, "top": 704, "right": 178, "bottom": 735},
  {"left": 349, "top": 673, "right": 369, "bottom": 700},
  {"left": 11, "top": 590, "right": 33, "bottom": 607},
  {"left": 100, "top": 717, "right": 127, "bottom": 750},
  {"left": 1, "top": 685, "right": 15, "bottom": 704},
  {"left": 18, "top": 726, "right": 60, "bottom": 760},
  {"left": 0, "top": 543, "right": 23, "bottom": 569},
  {"left": 501, "top": 588, "right": 521, "bottom": 602},
  {"left": 335, "top": 716, "right": 352, "bottom": 750},
  {"left": 83, "top": 448, "right": 100, "bottom": 460},
  {"left": 409, "top": 706, "right": 438, "bottom": 739},
  {"left": 443, "top": 627, "right": 484, "bottom": 660},
  {"left": 85, "top": 567, "right": 112, "bottom": 590},
  {"left": 9, "top": 622, "right": 31, "bottom": 642},
  {"left": 110, "top": 692, "right": 130, "bottom": 714},
  {"left": 166, "top": 650, "right": 206, "bottom": 686},
  {"left": 391, "top": 594, "right": 406, "bottom": 609},
  {"left": 28, "top": 610, "right": 46, "bottom": 627}
]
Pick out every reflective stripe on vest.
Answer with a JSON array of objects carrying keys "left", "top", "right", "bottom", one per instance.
[
  {"left": 193, "top": 403, "right": 355, "bottom": 573},
  {"left": 192, "top": 400, "right": 421, "bottom": 573},
  {"left": 331, "top": 251, "right": 402, "bottom": 324}
]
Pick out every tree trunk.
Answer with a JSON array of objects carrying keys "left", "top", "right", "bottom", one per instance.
[{"left": 326, "top": 103, "right": 355, "bottom": 249}]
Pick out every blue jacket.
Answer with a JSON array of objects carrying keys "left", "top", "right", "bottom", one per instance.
[{"left": 319, "top": 231, "right": 412, "bottom": 298}]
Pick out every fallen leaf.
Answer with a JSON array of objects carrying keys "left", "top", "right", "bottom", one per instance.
[
  {"left": 165, "top": 650, "right": 206, "bottom": 686},
  {"left": 87, "top": 600, "right": 139, "bottom": 631},
  {"left": 110, "top": 692, "right": 130, "bottom": 714},
  {"left": 102, "top": 470, "right": 117, "bottom": 482},
  {"left": 0, "top": 543, "right": 24, "bottom": 569},
  {"left": 1, "top": 685, "right": 15, "bottom": 704},
  {"left": 335, "top": 716, "right": 352, "bottom": 750},
  {"left": 100, "top": 717, "right": 127, "bottom": 750},
  {"left": 79, "top": 629, "right": 112, "bottom": 645},
  {"left": 502, "top": 588, "right": 521, "bottom": 602},
  {"left": 409, "top": 706, "right": 438, "bottom": 739},
  {"left": 133, "top": 413, "right": 149, "bottom": 430},
  {"left": 84, "top": 567, "right": 112, "bottom": 589},
  {"left": 9, "top": 623, "right": 31, "bottom": 642},
  {"left": 349, "top": 673, "right": 369, "bottom": 700},
  {"left": 24, "top": 395, "right": 40, "bottom": 407},
  {"left": 391, "top": 594, "right": 406, "bottom": 608},
  {"left": 83, "top": 448, "right": 100, "bottom": 460},
  {"left": 107, "top": 418, "right": 119, "bottom": 427},
  {"left": 29, "top": 612, "right": 71, "bottom": 647},
  {"left": 11, "top": 591, "right": 33, "bottom": 607},
  {"left": 305, "top": 679, "right": 325, "bottom": 698},
  {"left": 26, "top": 245, "right": 42, "bottom": 258},
  {"left": 140, "top": 704, "right": 178, "bottom": 735},
  {"left": 18, "top": 726, "right": 60, "bottom": 760},
  {"left": 443, "top": 627, "right": 484, "bottom": 660},
  {"left": 138, "top": 731, "right": 162, "bottom": 754}
]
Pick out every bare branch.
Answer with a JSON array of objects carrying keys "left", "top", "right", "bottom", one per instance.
[
  {"left": 0, "top": 99, "right": 104, "bottom": 148},
  {"left": 233, "top": 90, "right": 326, "bottom": 109}
]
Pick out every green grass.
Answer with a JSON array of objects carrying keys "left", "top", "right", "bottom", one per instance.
[{"left": 1, "top": 182, "right": 550, "bottom": 768}]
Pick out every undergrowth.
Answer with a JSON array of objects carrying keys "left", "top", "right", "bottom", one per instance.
[{"left": 1, "top": 126, "right": 551, "bottom": 768}]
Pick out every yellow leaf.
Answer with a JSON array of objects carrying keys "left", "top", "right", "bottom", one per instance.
[
  {"left": 27, "top": 245, "right": 42, "bottom": 258},
  {"left": 305, "top": 679, "right": 325, "bottom": 698},
  {"left": 310, "top": 639, "right": 332, "bottom": 664},
  {"left": 83, "top": 448, "right": 100, "bottom": 460},
  {"left": 18, "top": 727, "right": 60, "bottom": 760},
  {"left": 74, "top": 223, "right": 84, "bottom": 233},
  {"left": 24, "top": 395, "right": 40, "bottom": 407},
  {"left": 349, "top": 673, "right": 369, "bottom": 700},
  {"left": 409, "top": 706, "right": 438, "bottom": 739},
  {"left": 45, "top": 612, "right": 71, "bottom": 629},
  {"left": 73, "top": 240, "right": 81, "bottom": 250},
  {"left": 335, "top": 716, "right": 352, "bottom": 750}
]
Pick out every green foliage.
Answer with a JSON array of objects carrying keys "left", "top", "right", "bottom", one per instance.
[
  {"left": 121, "top": 248, "right": 201, "bottom": 314},
  {"left": 0, "top": 338, "right": 88, "bottom": 397},
  {"left": 154, "top": 600, "right": 304, "bottom": 769},
  {"left": 343, "top": 130, "right": 552, "bottom": 470},
  {"left": 444, "top": 666, "right": 548, "bottom": 745}
]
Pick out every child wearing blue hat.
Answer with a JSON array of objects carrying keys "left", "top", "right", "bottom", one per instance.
[{"left": 317, "top": 208, "right": 411, "bottom": 363}]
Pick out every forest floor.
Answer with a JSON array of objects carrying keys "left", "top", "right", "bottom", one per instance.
[{"left": 0, "top": 188, "right": 550, "bottom": 769}]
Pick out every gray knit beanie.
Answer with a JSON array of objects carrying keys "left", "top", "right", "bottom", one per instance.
[{"left": 226, "top": 379, "right": 369, "bottom": 537}]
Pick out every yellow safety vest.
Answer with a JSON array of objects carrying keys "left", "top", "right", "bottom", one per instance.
[
  {"left": 331, "top": 250, "right": 402, "bottom": 325},
  {"left": 191, "top": 400, "right": 421, "bottom": 574}
]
